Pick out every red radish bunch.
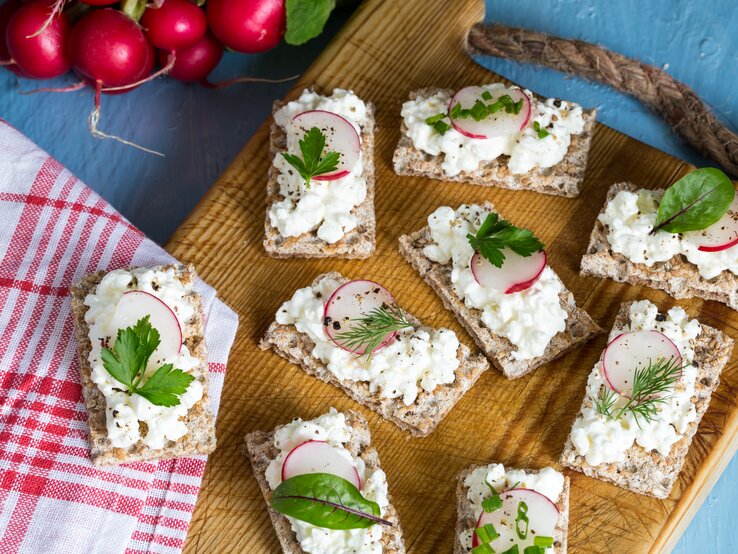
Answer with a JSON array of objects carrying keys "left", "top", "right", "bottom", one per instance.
[{"left": 0, "top": 0, "right": 294, "bottom": 151}]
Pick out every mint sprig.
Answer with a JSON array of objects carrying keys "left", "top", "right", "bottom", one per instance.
[
  {"left": 282, "top": 126, "right": 341, "bottom": 188},
  {"left": 101, "top": 316, "right": 194, "bottom": 407},
  {"left": 467, "top": 213, "right": 545, "bottom": 268}
]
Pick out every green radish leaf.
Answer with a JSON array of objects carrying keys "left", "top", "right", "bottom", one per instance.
[
  {"left": 285, "top": 0, "right": 336, "bottom": 46},
  {"left": 653, "top": 168, "right": 735, "bottom": 233},
  {"left": 270, "top": 473, "right": 392, "bottom": 529}
]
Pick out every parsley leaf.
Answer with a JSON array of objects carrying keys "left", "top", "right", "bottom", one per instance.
[
  {"left": 282, "top": 126, "right": 341, "bottom": 188},
  {"left": 101, "top": 316, "right": 194, "bottom": 407},
  {"left": 533, "top": 121, "right": 550, "bottom": 139},
  {"left": 467, "top": 213, "right": 545, "bottom": 268}
]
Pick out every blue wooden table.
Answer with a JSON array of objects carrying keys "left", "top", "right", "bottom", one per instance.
[{"left": 2, "top": 0, "right": 737, "bottom": 550}]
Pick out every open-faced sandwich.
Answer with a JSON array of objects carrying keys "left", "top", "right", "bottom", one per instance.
[
  {"left": 561, "top": 299, "right": 733, "bottom": 498},
  {"left": 393, "top": 84, "right": 596, "bottom": 197},
  {"left": 456, "top": 463, "right": 569, "bottom": 553},
  {"left": 259, "top": 272, "right": 489, "bottom": 436},
  {"left": 581, "top": 168, "right": 738, "bottom": 310},
  {"left": 264, "top": 88, "right": 376, "bottom": 258},
  {"left": 399, "top": 203, "right": 601, "bottom": 378},
  {"left": 245, "top": 408, "right": 405, "bottom": 553},
  {"left": 70, "top": 265, "right": 216, "bottom": 465}
]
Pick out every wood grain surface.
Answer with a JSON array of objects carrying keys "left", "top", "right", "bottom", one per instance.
[{"left": 166, "top": 0, "right": 738, "bottom": 551}]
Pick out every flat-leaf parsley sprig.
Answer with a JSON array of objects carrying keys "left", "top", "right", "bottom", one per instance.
[
  {"left": 101, "top": 316, "right": 194, "bottom": 407},
  {"left": 334, "top": 303, "right": 413, "bottom": 357},
  {"left": 595, "top": 355, "right": 684, "bottom": 426},
  {"left": 425, "top": 92, "right": 524, "bottom": 136},
  {"left": 282, "top": 126, "right": 341, "bottom": 188},
  {"left": 467, "top": 213, "right": 545, "bottom": 268}
]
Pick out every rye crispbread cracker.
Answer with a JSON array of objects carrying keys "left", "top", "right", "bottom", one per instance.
[
  {"left": 560, "top": 301, "right": 734, "bottom": 498},
  {"left": 454, "top": 465, "right": 570, "bottom": 553},
  {"left": 70, "top": 264, "right": 216, "bottom": 466},
  {"left": 581, "top": 182, "right": 738, "bottom": 311},
  {"left": 393, "top": 87, "right": 596, "bottom": 197},
  {"left": 244, "top": 410, "right": 405, "bottom": 554},
  {"left": 398, "top": 202, "right": 602, "bottom": 379},
  {"left": 263, "top": 93, "right": 376, "bottom": 259},
  {"left": 259, "top": 272, "right": 490, "bottom": 437}
]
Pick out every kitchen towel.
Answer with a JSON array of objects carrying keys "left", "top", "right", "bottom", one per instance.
[{"left": 0, "top": 119, "right": 238, "bottom": 554}]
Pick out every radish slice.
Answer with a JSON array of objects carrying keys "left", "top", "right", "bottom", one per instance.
[
  {"left": 290, "top": 110, "right": 361, "bottom": 181},
  {"left": 323, "top": 280, "right": 399, "bottom": 354},
  {"left": 472, "top": 488, "right": 559, "bottom": 550},
  {"left": 449, "top": 86, "right": 531, "bottom": 139},
  {"left": 281, "top": 440, "right": 362, "bottom": 489},
  {"left": 684, "top": 194, "right": 738, "bottom": 252},
  {"left": 470, "top": 249, "right": 546, "bottom": 294},
  {"left": 602, "top": 330, "right": 682, "bottom": 398},
  {"left": 111, "top": 290, "right": 182, "bottom": 361}
]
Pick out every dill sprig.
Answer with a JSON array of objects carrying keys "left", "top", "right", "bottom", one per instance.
[
  {"left": 595, "top": 355, "right": 684, "bottom": 427},
  {"left": 334, "top": 304, "right": 413, "bottom": 357}
]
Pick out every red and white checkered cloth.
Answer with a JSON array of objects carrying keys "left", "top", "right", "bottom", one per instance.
[{"left": 0, "top": 120, "right": 238, "bottom": 554}]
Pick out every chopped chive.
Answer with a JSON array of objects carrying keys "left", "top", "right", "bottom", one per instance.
[
  {"left": 472, "top": 543, "right": 495, "bottom": 554},
  {"left": 450, "top": 102, "right": 463, "bottom": 119},
  {"left": 534, "top": 536, "right": 554, "bottom": 547},
  {"left": 523, "top": 547, "right": 545, "bottom": 554},
  {"left": 425, "top": 113, "right": 446, "bottom": 125},
  {"left": 474, "top": 523, "right": 499, "bottom": 544},
  {"left": 533, "top": 121, "right": 550, "bottom": 139},
  {"left": 500, "top": 546, "right": 520, "bottom": 554},
  {"left": 514, "top": 99, "right": 523, "bottom": 114},
  {"left": 431, "top": 120, "right": 450, "bottom": 135},
  {"left": 515, "top": 500, "right": 529, "bottom": 540},
  {"left": 481, "top": 90, "right": 493, "bottom": 101},
  {"left": 470, "top": 100, "right": 488, "bottom": 121},
  {"left": 482, "top": 491, "right": 502, "bottom": 513}
]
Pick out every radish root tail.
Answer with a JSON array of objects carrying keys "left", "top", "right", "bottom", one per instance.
[
  {"left": 88, "top": 82, "right": 164, "bottom": 156},
  {"left": 200, "top": 73, "right": 300, "bottom": 89},
  {"left": 26, "top": 0, "right": 66, "bottom": 38},
  {"left": 101, "top": 51, "right": 176, "bottom": 93},
  {"left": 20, "top": 81, "right": 86, "bottom": 95}
]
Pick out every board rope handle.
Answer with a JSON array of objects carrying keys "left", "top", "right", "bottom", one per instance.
[{"left": 466, "top": 22, "right": 738, "bottom": 178}]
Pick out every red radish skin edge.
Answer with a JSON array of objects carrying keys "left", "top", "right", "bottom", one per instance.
[
  {"left": 602, "top": 330, "right": 682, "bottom": 398},
  {"left": 281, "top": 440, "right": 362, "bottom": 489},
  {"left": 323, "top": 280, "right": 398, "bottom": 355},
  {"left": 469, "top": 250, "right": 547, "bottom": 294},
  {"left": 471, "top": 488, "right": 560, "bottom": 548},
  {"left": 698, "top": 237, "right": 738, "bottom": 252},
  {"left": 118, "top": 289, "right": 183, "bottom": 355}
]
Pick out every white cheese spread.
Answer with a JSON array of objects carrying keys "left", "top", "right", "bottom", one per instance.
[
  {"left": 423, "top": 204, "right": 567, "bottom": 360},
  {"left": 570, "top": 300, "right": 702, "bottom": 466},
  {"left": 84, "top": 268, "right": 203, "bottom": 450},
  {"left": 459, "top": 464, "right": 564, "bottom": 552},
  {"left": 400, "top": 83, "right": 585, "bottom": 176},
  {"left": 265, "top": 409, "right": 389, "bottom": 554},
  {"left": 600, "top": 189, "right": 738, "bottom": 280},
  {"left": 269, "top": 88, "right": 368, "bottom": 244},
  {"left": 276, "top": 276, "right": 461, "bottom": 405}
]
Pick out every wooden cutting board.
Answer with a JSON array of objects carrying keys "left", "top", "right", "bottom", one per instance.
[{"left": 167, "top": 0, "right": 738, "bottom": 551}]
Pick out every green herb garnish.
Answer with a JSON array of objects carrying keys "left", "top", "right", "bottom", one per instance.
[
  {"left": 482, "top": 487, "right": 503, "bottom": 513},
  {"left": 594, "top": 356, "right": 684, "bottom": 426},
  {"left": 500, "top": 546, "right": 520, "bottom": 554},
  {"left": 515, "top": 500, "right": 529, "bottom": 540},
  {"left": 467, "top": 213, "right": 545, "bottom": 268},
  {"left": 651, "top": 167, "right": 735, "bottom": 234},
  {"left": 534, "top": 536, "right": 554, "bottom": 547},
  {"left": 101, "top": 316, "right": 194, "bottom": 407},
  {"left": 523, "top": 547, "right": 545, "bottom": 554},
  {"left": 425, "top": 113, "right": 451, "bottom": 135},
  {"left": 533, "top": 121, "right": 550, "bottom": 139},
  {"left": 333, "top": 303, "right": 413, "bottom": 358},
  {"left": 428, "top": 92, "right": 524, "bottom": 135},
  {"left": 475, "top": 523, "right": 500, "bottom": 544},
  {"left": 282, "top": 126, "right": 341, "bottom": 189},
  {"left": 472, "top": 544, "right": 495, "bottom": 554},
  {"left": 270, "top": 473, "right": 391, "bottom": 529}
]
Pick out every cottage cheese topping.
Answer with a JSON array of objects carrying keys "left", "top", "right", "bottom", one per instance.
[
  {"left": 423, "top": 205, "right": 567, "bottom": 360},
  {"left": 400, "top": 83, "right": 585, "bottom": 177},
  {"left": 84, "top": 268, "right": 204, "bottom": 450},
  {"left": 600, "top": 189, "right": 738, "bottom": 279},
  {"left": 276, "top": 276, "right": 460, "bottom": 405},
  {"left": 265, "top": 409, "right": 389, "bottom": 554},
  {"left": 459, "top": 464, "right": 564, "bottom": 552},
  {"left": 269, "top": 89, "right": 368, "bottom": 244},
  {"left": 570, "top": 300, "right": 702, "bottom": 466}
]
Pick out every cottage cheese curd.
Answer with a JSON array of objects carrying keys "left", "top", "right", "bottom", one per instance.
[
  {"left": 276, "top": 276, "right": 460, "bottom": 405},
  {"left": 269, "top": 89, "right": 368, "bottom": 244},
  {"left": 459, "top": 464, "right": 564, "bottom": 552},
  {"left": 423, "top": 205, "right": 567, "bottom": 360},
  {"left": 84, "top": 268, "right": 204, "bottom": 450},
  {"left": 400, "top": 83, "right": 585, "bottom": 177},
  {"left": 600, "top": 189, "right": 738, "bottom": 279},
  {"left": 265, "top": 409, "right": 389, "bottom": 554},
  {"left": 570, "top": 300, "right": 702, "bottom": 466}
]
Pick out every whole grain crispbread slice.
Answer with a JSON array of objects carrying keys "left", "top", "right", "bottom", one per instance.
[
  {"left": 393, "top": 87, "right": 597, "bottom": 198},
  {"left": 581, "top": 182, "right": 738, "bottom": 311},
  {"left": 454, "top": 465, "right": 570, "bottom": 553},
  {"left": 70, "top": 264, "right": 216, "bottom": 466},
  {"left": 244, "top": 409, "right": 406, "bottom": 554},
  {"left": 259, "top": 272, "right": 490, "bottom": 437},
  {"left": 560, "top": 301, "right": 734, "bottom": 498},
  {"left": 398, "top": 202, "right": 602, "bottom": 379},
  {"left": 263, "top": 93, "right": 376, "bottom": 259}
]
